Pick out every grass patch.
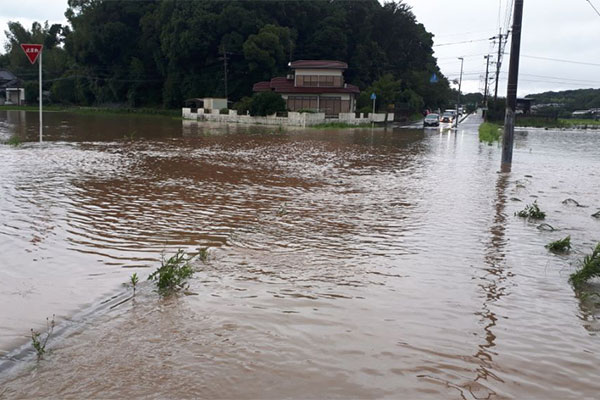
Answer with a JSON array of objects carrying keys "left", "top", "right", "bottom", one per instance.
[
  {"left": 0, "top": 105, "right": 180, "bottom": 118},
  {"left": 515, "top": 117, "right": 600, "bottom": 129},
  {"left": 148, "top": 250, "right": 195, "bottom": 295},
  {"left": 478, "top": 122, "right": 502, "bottom": 144},
  {"left": 515, "top": 117, "right": 569, "bottom": 129},
  {"left": 3, "top": 135, "right": 21, "bottom": 146},
  {"left": 567, "top": 118, "right": 600, "bottom": 126},
  {"left": 312, "top": 122, "right": 373, "bottom": 129},
  {"left": 545, "top": 236, "right": 571, "bottom": 253},
  {"left": 515, "top": 201, "right": 546, "bottom": 220},
  {"left": 569, "top": 243, "right": 600, "bottom": 290}
]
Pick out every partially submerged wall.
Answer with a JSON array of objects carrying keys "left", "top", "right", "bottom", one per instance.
[{"left": 182, "top": 108, "right": 393, "bottom": 127}]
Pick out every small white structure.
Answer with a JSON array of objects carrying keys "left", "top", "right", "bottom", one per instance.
[
  {"left": 4, "top": 88, "right": 25, "bottom": 105},
  {"left": 185, "top": 98, "right": 228, "bottom": 111},
  {"left": 0, "top": 69, "right": 25, "bottom": 105}
]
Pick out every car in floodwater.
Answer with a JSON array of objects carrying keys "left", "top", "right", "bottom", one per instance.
[
  {"left": 423, "top": 113, "right": 440, "bottom": 127},
  {"left": 440, "top": 111, "right": 455, "bottom": 124}
]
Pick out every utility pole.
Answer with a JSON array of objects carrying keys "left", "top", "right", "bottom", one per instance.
[
  {"left": 455, "top": 57, "right": 464, "bottom": 129},
  {"left": 483, "top": 55, "right": 491, "bottom": 106},
  {"left": 483, "top": 55, "right": 491, "bottom": 119},
  {"left": 491, "top": 29, "right": 507, "bottom": 101},
  {"left": 501, "top": 0, "right": 524, "bottom": 171},
  {"left": 221, "top": 44, "right": 228, "bottom": 103}
]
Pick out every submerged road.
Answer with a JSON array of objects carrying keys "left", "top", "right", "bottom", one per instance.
[{"left": 1, "top": 109, "right": 600, "bottom": 399}]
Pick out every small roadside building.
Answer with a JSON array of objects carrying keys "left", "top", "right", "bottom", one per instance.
[
  {"left": 0, "top": 69, "right": 25, "bottom": 105},
  {"left": 184, "top": 97, "right": 228, "bottom": 111},
  {"left": 253, "top": 60, "right": 360, "bottom": 117}
]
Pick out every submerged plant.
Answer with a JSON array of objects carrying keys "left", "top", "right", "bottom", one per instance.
[
  {"left": 123, "top": 130, "right": 137, "bottom": 141},
  {"left": 276, "top": 204, "right": 287, "bottom": 216},
  {"left": 197, "top": 247, "right": 210, "bottom": 262},
  {"left": 130, "top": 273, "right": 139, "bottom": 295},
  {"left": 569, "top": 243, "right": 600, "bottom": 289},
  {"left": 478, "top": 122, "right": 502, "bottom": 144},
  {"left": 4, "top": 135, "right": 21, "bottom": 146},
  {"left": 31, "top": 315, "right": 55, "bottom": 360},
  {"left": 516, "top": 201, "right": 546, "bottom": 220},
  {"left": 545, "top": 236, "right": 571, "bottom": 253},
  {"left": 148, "top": 250, "right": 194, "bottom": 295}
]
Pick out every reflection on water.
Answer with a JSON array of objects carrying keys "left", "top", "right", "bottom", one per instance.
[{"left": 1, "top": 111, "right": 600, "bottom": 398}]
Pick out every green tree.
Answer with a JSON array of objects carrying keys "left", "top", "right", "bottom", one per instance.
[{"left": 243, "top": 24, "right": 295, "bottom": 81}]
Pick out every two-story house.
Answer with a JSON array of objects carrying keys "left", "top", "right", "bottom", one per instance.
[{"left": 252, "top": 60, "right": 360, "bottom": 117}]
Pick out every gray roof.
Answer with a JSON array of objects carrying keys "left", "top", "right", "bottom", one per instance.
[
  {"left": 0, "top": 69, "right": 17, "bottom": 81},
  {"left": 0, "top": 69, "right": 21, "bottom": 89}
]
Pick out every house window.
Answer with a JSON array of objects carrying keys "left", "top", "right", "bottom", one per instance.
[
  {"left": 287, "top": 96, "right": 318, "bottom": 111},
  {"left": 318, "top": 76, "right": 335, "bottom": 87},
  {"left": 296, "top": 75, "right": 343, "bottom": 87}
]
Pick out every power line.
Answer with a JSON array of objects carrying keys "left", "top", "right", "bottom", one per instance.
[
  {"left": 520, "top": 72, "right": 600, "bottom": 84},
  {"left": 585, "top": 0, "right": 600, "bottom": 17},
  {"left": 522, "top": 55, "right": 600, "bottom": 67},
  {"left": 433, "top": 38, "right": 490, "bottom": 47}
]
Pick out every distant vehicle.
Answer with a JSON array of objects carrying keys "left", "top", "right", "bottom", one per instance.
[
  {"left": 423, "top": 113, "right": 440, "bottom": 127},
  {"left": 440, "top": 111, "right": 455, "bottom": 123},
  {"left": 445, "top": 109, "right": 457, "bottom": 117}
]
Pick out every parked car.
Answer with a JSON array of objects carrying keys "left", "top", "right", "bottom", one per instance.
[
  {"left": 440, "top": 111, "right": 455, "bottom": 123},
  {"left": 423, "top": 113, "right": 440, "bottom": 127}
]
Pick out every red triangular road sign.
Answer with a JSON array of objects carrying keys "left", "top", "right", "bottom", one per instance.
[{"left": 20, "top": 44, "right": 43, "bottom": 64}]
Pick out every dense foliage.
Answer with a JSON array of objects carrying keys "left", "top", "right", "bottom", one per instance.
[
  {"left": 1, "top": 0, "right": 453, "bottom": 111},
  {"left": 248, "top": 92, "right": 287, "bottom": 116},
  {"left": 530, "top": 89, "right": 600, "bottom": 112}
]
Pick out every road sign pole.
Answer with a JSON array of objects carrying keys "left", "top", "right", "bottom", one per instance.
[
  {"left": 370, "top": 92, "right": 376, "bottom": 122},
  {"left": 39, "top": 50, "right": 42, "bottom": 143},
  {"left": 20, "top": 44, "right": 44, "bottom": 142}
]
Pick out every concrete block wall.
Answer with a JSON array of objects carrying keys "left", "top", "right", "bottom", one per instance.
[{"left": 182, "top": 108, "right": 391, "bottom": 127}]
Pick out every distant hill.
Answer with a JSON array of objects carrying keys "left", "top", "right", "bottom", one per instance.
[{"left": 526, "top": 88, "right": 600, "bottom": 111}]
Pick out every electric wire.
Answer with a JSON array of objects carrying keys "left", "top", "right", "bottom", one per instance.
[
  {"left": 433, "top": 38, "right": 490, "bottom": 47},
  {"left": 585, "top": 0, "right": 600, "bottom": 17}
]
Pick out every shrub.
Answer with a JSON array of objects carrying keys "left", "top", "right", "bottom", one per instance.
[
  {"left": 479, "top": 122, "right": 502, "bottom": 144},
  {"left": 219, "top": 107, "right": 229, "bottom": 115},
  {"left": 249, "top": 91, "right": 286, "bottom": 116},
  {"left": 233, "top": 96, "right": 252, "bottom": 115},
  {"left": 148, "top": 250, "right": 194, "bottom": 295}
]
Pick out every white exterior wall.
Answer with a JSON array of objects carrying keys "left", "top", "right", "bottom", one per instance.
[{"left": 203, "top": 98, "right": 228, "bottom": 110}]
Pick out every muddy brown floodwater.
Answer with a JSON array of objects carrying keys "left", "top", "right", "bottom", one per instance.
[{"left": 1, "top": 110, "right": 599, "bottom": 399}]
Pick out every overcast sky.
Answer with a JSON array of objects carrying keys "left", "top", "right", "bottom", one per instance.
[{"left": 1, "top": 0, "right": 599, "bottom": 96}]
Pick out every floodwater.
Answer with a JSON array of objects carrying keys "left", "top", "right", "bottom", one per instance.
[{"left": 1, "top": 110, "right": 599, "bottom": 399}]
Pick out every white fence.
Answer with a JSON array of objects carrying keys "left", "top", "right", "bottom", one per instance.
[{"left": 182, "top": 108, "right": 394, "bottom": 127}]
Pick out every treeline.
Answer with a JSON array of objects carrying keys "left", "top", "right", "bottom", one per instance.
[
  {"left": 526, "top": 89, "right": 600, "bottom": 112},
  {"left": 0, "top": 0, "right": 453, "bottom": 111}
]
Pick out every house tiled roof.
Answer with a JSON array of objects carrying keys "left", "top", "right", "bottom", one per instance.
[
  {"left": 0, "top": 69, "right": 21, "bottom": 88},
  {"left": 253, "top": 77, "right": 359, "bottom": 94},
  {"left": 289, "top": 60, "right": 348, "bottom": 70}
]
